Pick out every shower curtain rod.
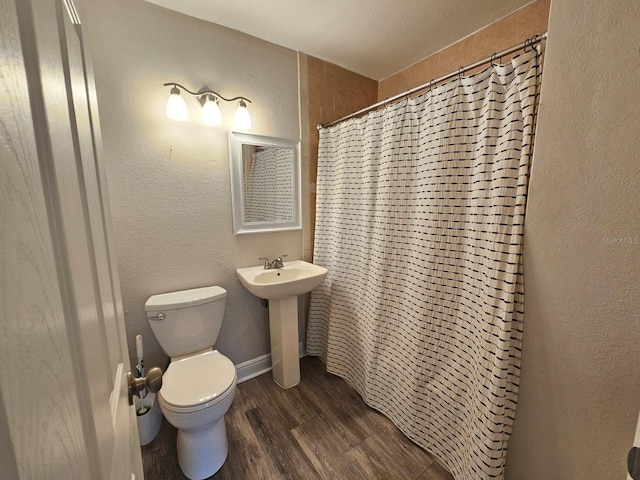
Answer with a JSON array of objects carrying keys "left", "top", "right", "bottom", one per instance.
[{"left": 318, "top": 32, "right": 548, "bottom": 129}]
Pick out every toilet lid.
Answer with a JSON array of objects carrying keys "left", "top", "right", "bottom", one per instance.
[{"left": 161, "top": 350, "right": 236, "bottom": 409}]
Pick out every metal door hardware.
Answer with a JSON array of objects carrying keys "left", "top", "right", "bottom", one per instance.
[
  {"left": 127, "top": 366, "right": 163, "bottom": 406},
  {"left": 629, "top": 447, "right": 640, "bottom": 479}
]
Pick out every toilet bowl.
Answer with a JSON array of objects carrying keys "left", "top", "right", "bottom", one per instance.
[
  {"left": 159, "top": 350, "right": 236, "bottom": 479},
  {"left": 145, "top": 286, "right": 236, "bottom": 480}
]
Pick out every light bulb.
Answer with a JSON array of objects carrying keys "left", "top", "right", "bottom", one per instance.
[
  {"left": 201, "top": 95, "right": 222, "bottom": 126},
  {"left": 166, "top": 86, "right": 188, "bottom": 121},
  {"left": 234, "top": 100, "right": 252, "bottom": 130}
]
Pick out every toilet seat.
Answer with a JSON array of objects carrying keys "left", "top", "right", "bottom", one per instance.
[{"left": 160, "top": 350, "right": 236, "bottom": 413}]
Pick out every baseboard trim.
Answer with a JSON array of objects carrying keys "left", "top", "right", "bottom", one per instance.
[
  {"left": 235, "top": 342, "right": 305, "bottom": 384},
  {"left": 235, "top": 353, "right": 272, "bottom": 384}
]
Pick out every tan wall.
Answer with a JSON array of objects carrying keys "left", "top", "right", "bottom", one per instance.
[
  {"left": 299, "top": 54, "right": 378, "bottom": 260},
  {"left": 300, "top": 0, "right": 549, "bottom": 274},
  {"left": 378, "top": 0, "right": 550, "bottom": 101}
]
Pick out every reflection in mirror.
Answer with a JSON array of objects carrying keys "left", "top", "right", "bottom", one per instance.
[
  {"left": 242, "top": 145, "right": 294, "bottom": 223},
  {"left": 229, "top": 132, "right": 301, "bottom": 235}
]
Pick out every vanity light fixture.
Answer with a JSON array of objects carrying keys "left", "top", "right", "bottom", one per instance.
[
  {"left": 166, "top": 86, "right": 189, "bottom": 122},
  {"left": 233, "top": 99, "right": 252, "bottom": 130},
  {"left": 164, "top": 82, "right": 252, "bottom": 129},
  {"left": 201, "top": 95, "right": 222, "bottom": 126}
]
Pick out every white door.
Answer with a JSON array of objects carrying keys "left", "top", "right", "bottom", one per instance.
[{"left": 0, "top": 0, "right": 143, "bottom": 479}]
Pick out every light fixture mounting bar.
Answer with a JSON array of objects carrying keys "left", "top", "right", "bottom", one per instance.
[{"left": 163, "top": 82, "right": 252, "bottom": 104}]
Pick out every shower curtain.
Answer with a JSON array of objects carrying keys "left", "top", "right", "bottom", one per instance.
[{"left": 306, "top": 48, "right": 540, "bottom": 480}]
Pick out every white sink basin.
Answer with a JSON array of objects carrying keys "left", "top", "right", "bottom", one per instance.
[
  {"left": 236, "top": 260, "right": 328, "bottom": 388},
  {"left": 236, "top": 260, "right": 328, "bottom": 300}
]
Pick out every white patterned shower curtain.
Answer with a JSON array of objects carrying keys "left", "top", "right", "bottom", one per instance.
[{"left": 306, "top": 49, "right": 541, "bottom": 480}]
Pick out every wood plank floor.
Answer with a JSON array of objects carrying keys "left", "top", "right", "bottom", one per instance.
[{"left": 142, "top": 356, "right": 454, "bottom": 480}]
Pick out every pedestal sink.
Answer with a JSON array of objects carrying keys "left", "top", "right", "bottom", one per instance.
[{"left": 236, "top": 260, "right": 328, "bottom": 388}]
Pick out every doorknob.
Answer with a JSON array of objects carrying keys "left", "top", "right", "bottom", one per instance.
[
  {"left": 629, "top": 447, "right": 640, "bottom": 479},
  {"left": 127, "top": 366, "right": 163, "bottom": 406}
]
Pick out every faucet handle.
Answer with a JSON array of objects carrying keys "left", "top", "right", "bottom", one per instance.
[
  {"left": 258, "top": 256, "right": 270, "bottom": 269},
  {"left": 278, "top": 254, "right": 288, "bottom": 261}
]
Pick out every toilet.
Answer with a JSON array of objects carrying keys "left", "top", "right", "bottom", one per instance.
[{"left": 145, "top": 286, "right": 237, "bottom": 480}]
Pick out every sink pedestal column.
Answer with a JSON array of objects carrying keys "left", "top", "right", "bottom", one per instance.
[{"left": 268, "top": 296, "right": 300, "bottom": 388}]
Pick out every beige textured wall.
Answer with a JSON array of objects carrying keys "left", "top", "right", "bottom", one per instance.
[
  {"left": 299, "top": 54, "right": 378, "bottom": 260},
  {"left": 506, "top": 0, "right": 640, "bottom": 478},
  {"left": 85, "top": 0, "right": 302, "bottom": 370},
  {"left": 378, "top": 0, "right": 550, "bottom": 101}
]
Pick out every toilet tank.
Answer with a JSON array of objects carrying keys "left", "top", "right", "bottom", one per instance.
[{"left": 144, "top": 286, "right": 227, "bottom": 358}]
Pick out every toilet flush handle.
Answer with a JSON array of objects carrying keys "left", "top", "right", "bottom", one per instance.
[
  {"left": 149, "top": 312, "right": 165, "bottom": 321},
  {"left": 127, "top": 366, "right": 163, "bottom": 406}
]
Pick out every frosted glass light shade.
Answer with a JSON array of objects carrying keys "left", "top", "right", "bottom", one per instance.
[
  {"left": 166, "top": 87, "right": 188, "bottom": 121},
  {"left": 201, "top": 96, "right": 222, "bottom": 126},
  {"left": 234, "top": 100, "right": 252, "bottom": 130}
]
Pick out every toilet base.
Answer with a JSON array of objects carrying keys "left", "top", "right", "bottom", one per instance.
[
  {"left": 156, "top": 351, "right": 237, "bottom": 480},
  {"left": 177, "top": 418, "right": 228, "bottom": 480}
]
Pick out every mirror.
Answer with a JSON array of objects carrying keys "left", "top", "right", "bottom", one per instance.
[{"left": 229, "top": 132, "right": 301, "bottom": 234}]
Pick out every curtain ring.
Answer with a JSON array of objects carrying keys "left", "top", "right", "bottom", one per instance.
[
  {"left": 490, "top": 52, "right": 497, "bottom": 66},
  {"left": 529, "top": 34, "right": 539, "bottom": 53},
  {"left": 524, "top": 36, "right": 536, "bottom": 53},
  {"left": 458, "top": 66, "right": 464, "bottom": 79}
]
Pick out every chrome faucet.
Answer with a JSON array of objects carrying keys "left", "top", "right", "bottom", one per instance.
[
  {"left": 258, "top": 255, "right": 288, "bottom": 269},
  {"left": 272, "top": 256, "right": 286, "bottom": 269}
]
